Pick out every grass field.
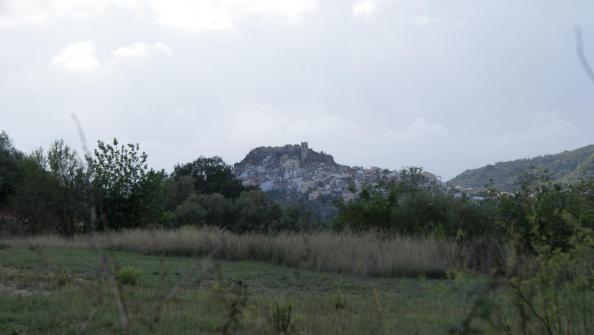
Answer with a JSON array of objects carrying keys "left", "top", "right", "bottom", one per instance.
[{"left": 0, "top": 246, "right": 488, "bottom": 334}]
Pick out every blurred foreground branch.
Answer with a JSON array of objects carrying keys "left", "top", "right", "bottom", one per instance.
[{"left": 575, "top": 25, "right": 594, "bottom": 85}]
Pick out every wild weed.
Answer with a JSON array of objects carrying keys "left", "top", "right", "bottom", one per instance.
[{"left": 269, "top": 302, "right": 294, "bottom": 334}]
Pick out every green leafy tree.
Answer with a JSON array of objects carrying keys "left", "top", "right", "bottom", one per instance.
[
  {"left": 168, "top": 190, "right": 292, "bottom": 232},
  {"left": 233, "top": 190, "right": 283, "bottom": 233},
  {"left": 47, "top": 140, "right": 89, "bottom": 235},
  {"left": 87, "top": 138, "right": 165, "bottom": 230},
  {"left": 9, "top": 152, "right": 58, "bottom": 234},
  {"left": 0, "top": 131, "right": 23, "bottom": 207},
  {"left": 9, "top": 141, "right": 90, "bottom": 235},
  {"left": 164, "top": 175, "right": 196, "bottom": 211},
  {"left": 498, "top": 179, "right": 594, "bottom": 253},
  {"left": 281, "top": 203, "right": 315, "bottom": 231},
  {"left": 168, "top": 157, "right": 318, "bottom": 232},
  {"left": 170, "top": 192, "right": 234, "bottom": 228},
  {"left": 172, "top": 156, "right": 249, "bottom": 199},
  {"left": 169, "top": 193, "right": 208, "bottom": 226}
]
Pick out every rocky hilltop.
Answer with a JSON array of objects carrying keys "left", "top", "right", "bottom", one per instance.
[{"left": 234, "top": 142, "right": 410, "bottom": 200}]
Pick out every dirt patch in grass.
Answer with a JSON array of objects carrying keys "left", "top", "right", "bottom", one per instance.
[{"left": 0, "top": 265, "right": 81, "bottom": 295}]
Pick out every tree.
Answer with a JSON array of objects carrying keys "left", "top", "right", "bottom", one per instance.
[
  {"left": 331, "top": 167, "right": 499, "bottom": 238},
  {"left": 164, "top": 175, "right": 196, "bottom": 211},
  {"left": 233, "top": 190, "right": 283, "bottom": 233},
  {"left": 8, "top": 141, "right": 91, "bottom": 235},
  {"left": 47, "top": 140, "right": 89, "bottom": 235},
  {"left": 9, "top": 152, "right": 58, "bottom": 234},
  {"left": 498, "top": 180, "right": 594, "bottom": 253},
  {"left": 398, "top": 166, "right": 431, "bottom": 194},
  {"left": 172, "top": 156, "right": 249, "bottom": 199},
  {"left": 87, "top": 138, "right": 165, "bottom": 230},
  {"left": 0, "top": 131, "right": 23, "bottom": 207}
]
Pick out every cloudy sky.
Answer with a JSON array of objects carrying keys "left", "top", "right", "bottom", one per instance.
[{"left": 1, "top": 0, "right": 593, "bottom": 180}]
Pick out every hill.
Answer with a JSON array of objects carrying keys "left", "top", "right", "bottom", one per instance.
[
  {"left": 448, "top": 145, "right": 594, "bottom": 192},
  {"left": 233, "top": 142, "right": 437, "bottom": 202}
]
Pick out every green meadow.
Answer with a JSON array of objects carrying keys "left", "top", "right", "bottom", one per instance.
[{"left": 0, "top": 246, "right": 487, "bottom": 335}]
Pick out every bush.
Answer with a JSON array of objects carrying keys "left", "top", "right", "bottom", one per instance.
[
  {"left": 116, "top": 266, "right": 142, "bottom": 285},
  {"left": 452, "top": 180, "right": 594, "bottom": 335},
  {"left": 498, "top": 180, "right": 594, "bottom": 254}
]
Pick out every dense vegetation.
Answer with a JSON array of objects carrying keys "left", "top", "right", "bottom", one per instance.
[
  {"left": 449, "top": 144, "right": 594, "bottom": 192},
  {"left": 1, "top": 130, "right": 593, "bottom": 248},
  {"left": 0, "top": 132, "right": 317, "bottom": 235},
  {"left": 1, "top": 129, "right": 592, "bottom": 334},
  {"left": 332, "top": 166, "right": 594, "bottom": 246},
  {"left": 309, "top": 167, "right": 593, "bottom": 333},
  {"left": 332, "top": 167, "right": 499, "bottom": 239}
]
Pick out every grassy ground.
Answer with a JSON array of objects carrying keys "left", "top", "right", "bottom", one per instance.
[{"left": 0, "top": 246, "right": 487, "bottom": 334}]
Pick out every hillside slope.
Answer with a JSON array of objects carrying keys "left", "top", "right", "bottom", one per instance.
[
  {"left": 233, "top": 142, "right": 437, "bottom": 201},
  {"left": 448, "top": 145, "right": 594, "bottom": 192}
]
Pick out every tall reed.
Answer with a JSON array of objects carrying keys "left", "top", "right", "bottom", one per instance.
[{"left": 2, "top": 227, "right": 460, "bottom": 278}]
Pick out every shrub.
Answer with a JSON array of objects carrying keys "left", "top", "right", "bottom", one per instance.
[
  {"left": 452, "top": 181, "right": 594, "bottom": 335},
  {"left": 508, "top": 242, "right": 594, "bottom": 334},
  {"left": 116, "top": 266, "right": 142, "bottom": 285},
  {"left": 498, "top": 180, "right": 594, "bottom": 254}
]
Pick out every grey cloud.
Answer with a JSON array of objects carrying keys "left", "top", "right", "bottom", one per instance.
[{"left": 0, "top": 0, "right": 593, "bottom": 180}]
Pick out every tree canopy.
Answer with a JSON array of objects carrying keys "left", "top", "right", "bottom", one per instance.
[{"left": 172, "top": 156, "right": 249, "bottom": 199}]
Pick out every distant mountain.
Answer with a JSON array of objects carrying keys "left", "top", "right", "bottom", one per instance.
[
  {"left": 448, "top": 145, "right": 594, "bottom": 192},
  {"left": 233, "top": 142, "right": 437, "bottom": 201}
]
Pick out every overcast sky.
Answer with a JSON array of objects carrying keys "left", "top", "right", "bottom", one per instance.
[{"left": 1, "top": 0, "right": 593, "bottom": 180}]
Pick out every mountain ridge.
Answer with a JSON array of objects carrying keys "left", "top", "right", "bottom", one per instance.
[{"left": 448, "top": 144, "right": 594, "bottom": 192}]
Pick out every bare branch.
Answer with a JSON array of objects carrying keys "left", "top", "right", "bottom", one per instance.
[
  {"left": 575, "top": 25, "right": 594, "bottom": 85},
  {"left": 71, "top": 114, "right": 91, "bottom": 157}
]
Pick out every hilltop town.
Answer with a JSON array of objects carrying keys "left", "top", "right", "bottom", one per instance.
[{"left": 233, "top": 142, "right": 436, "bottom": 201}]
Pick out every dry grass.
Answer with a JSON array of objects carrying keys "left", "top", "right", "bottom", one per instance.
[{"left": 1, "top": 227, "right": 460, "bottom": 278}]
